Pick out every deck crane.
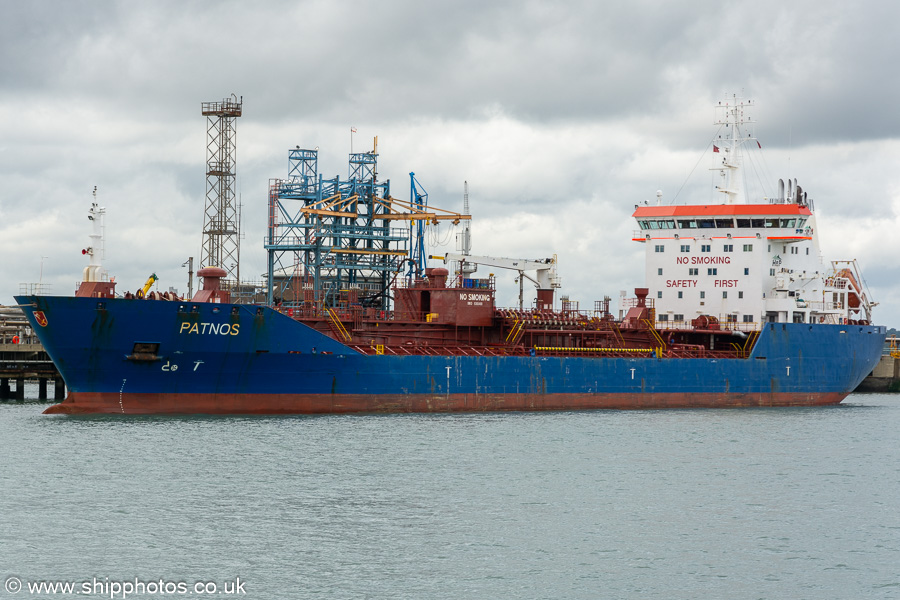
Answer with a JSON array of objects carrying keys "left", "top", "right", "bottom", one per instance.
[
  {"left": 430, "top": 253, "right": 561, "bottom": 311},
  {"left": 138, "top": 273, "right": 158, "bottom": 299}
]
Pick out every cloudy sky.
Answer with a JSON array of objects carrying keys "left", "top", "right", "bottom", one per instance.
[{"left": 3, "top": 0, "right": 900, "bottom": 325}]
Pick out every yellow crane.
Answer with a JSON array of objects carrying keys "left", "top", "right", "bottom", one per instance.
[{"left": 138, "top": 273, "right": 158, "bottom": 298}]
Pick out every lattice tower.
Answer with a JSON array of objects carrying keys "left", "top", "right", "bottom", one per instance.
[{"left": 200, "top": 95, "right": 242, "bottom": 281}]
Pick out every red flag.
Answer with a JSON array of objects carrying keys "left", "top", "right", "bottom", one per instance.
[
  {"left": 713, "top": 145, "right": 719, "bottom": 153},
  {"left": 757, "top": 140, "right": 762, "bottom": 148}
]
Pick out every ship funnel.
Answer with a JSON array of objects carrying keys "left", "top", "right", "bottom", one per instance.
[
  {"left": 778, "top": 178, "right": 784, "bottom": 203},
  {"left": 787, "top": 178, "right": 793, "bottom": 202}
]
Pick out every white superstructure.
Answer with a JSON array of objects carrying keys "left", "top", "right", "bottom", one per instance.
[{"left": 631, "top": 97, "right": 874, "bottom": 328}]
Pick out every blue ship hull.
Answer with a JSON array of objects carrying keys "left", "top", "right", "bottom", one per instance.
[{"left": 16, "top": 296, "right": 886, "bottom": 414}]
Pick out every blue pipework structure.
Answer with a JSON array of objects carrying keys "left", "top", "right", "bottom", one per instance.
[
  {"left": 265, "top": 146, "right": 410, "bottom": 311},
  {"left": 407, "top": 172, "right": 429, "bottom": 282}
]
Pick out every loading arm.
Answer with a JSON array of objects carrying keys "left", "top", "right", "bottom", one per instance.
[{"left": 430, "top": 253, "right": 561, "bottom": 310}]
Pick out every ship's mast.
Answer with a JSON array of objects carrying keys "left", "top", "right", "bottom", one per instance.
[
  {"left": 461, "top": 180, "right": 471, "bottom": 255},
  {"left": 712, "top": 95, "right": 756, "bottom": 204},
  {"left": 84, "top": 186, "right": 106, "bottom": 282},
  {"left": 454, "top": 181, "right": 477, "bottom": 280}
]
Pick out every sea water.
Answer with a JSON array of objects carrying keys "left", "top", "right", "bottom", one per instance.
[{"left": 1, "top": 391, "right": 898, "bottom": 600}]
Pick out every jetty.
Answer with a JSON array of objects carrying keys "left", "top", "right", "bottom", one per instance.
[
  {"left": 0, "top": 306, "right": 64, "bottom": 401},
  {"left": 856, "top": 336, "right": 900, "bottom": 393}
]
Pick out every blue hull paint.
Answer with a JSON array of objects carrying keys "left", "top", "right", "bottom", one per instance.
[{"left": 16, "top": 296, "right": 886, "bottom": 413}]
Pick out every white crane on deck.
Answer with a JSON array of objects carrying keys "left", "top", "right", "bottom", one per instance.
[{"left": 430, "top": 252, "right": 561, "bottom": 311}]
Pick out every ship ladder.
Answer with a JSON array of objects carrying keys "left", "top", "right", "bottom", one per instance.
[
  {"left": 609, "top": 322, "right": 626, "bottom": 348},
  {"left": 731, "top": 330, "right": 759, "bottom": 358},
  {"left": 642, "top": 319, "right": 667, "bottom": 357},
  {"left": 742, "top": 330, "right": 759, "bottom": 358},
  {"left": 505, "top": 319, "right": 526, "bottom": 345},
  {"left": 325, "top": 308, "right": 352, "bottom": 342}
]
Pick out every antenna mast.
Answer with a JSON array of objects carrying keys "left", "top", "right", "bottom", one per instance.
[
  {"left": 712, "top": 95, "right": 755, "bottom": 204},
  {"left": 454, "top": 181, "right": 476, "bottom": 279}
]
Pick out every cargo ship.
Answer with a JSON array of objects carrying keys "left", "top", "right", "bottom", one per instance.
[{"left": 17, "top": 97, "right": 885, "bottom": 414}]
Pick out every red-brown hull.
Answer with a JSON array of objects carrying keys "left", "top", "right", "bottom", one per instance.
[{"left": 44, "top": 390, "right": 847, "bottom": 415}]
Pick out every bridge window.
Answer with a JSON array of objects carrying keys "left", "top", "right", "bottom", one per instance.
[
  {"left": 780, "top": 219, "right": 797, "bottom": 228},
  {"left": 715, "top": 218, "right": 734, "bottom": 228},
  {"left": 677, "top": 219, "right": 697, "bottom": 229},
  {"left": 751, "top": 219, "right": 765, "bottom": 228},
  {"left": 736, "top": 218, "right": 751, "bottom": 227},
  {"left": 698, "top": 219, "right": 715, "bottom": 228}
]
